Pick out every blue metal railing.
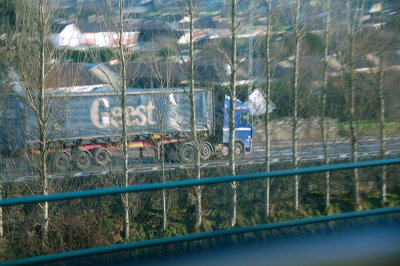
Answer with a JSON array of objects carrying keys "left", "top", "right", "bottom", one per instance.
[{"left": 1, "top": 158, "right": 400, "bottom": 265}]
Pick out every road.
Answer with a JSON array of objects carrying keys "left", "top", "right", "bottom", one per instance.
[
  {"left": 1, "top": 136, "right": 400, "bottom": 183},
  {"left": 250, "top": 135, "right": 400, "bottom": 165}
]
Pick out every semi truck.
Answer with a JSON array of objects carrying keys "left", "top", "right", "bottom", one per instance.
[{"left": 0, "top": 86, "right": 253, "bottom": 171}]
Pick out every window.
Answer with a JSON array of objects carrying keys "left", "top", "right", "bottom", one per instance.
[{"left": 240, "top": 112, "right": 250, "bottom": 125}]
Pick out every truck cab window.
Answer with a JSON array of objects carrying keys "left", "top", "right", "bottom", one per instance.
[{"left": 240, "top": 112, "right": 250, "bottom": 125}]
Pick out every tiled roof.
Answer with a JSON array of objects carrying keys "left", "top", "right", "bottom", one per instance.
[{"left": 46, "top": 62, "right": 104, "bottom": 88}]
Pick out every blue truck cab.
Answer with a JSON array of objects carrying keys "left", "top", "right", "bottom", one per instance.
[
  {"left": 0, "top": 94, "right": 24, "bottom": 152},
  {"left": 222, "top": 95, "right": 253, "bottom": 153}
]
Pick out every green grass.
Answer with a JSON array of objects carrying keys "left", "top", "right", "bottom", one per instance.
[{"left": 339, "top": 121, "right": 400, "bottom": 136}]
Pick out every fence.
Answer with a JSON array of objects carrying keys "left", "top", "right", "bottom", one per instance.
[{"left": 1, "top": 158, "right": 400, "bottom": 265}]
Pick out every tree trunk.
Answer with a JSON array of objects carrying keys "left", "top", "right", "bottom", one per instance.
[
  {"left": 162, "top": 186, "right": 167, "bottom": 230},
  {"left": 38, "top": 0, "right": 49, "bottom": 244},
  {"left": 119, "top": 0, "right": 130, "bottom": 239},
  {"left": 292, "top": 0, "right": 302, "bottom": 211},
  {"left": 229, "top": 0, "right": 238, "bottom": 227},
  {"left": 263, "top": 0, "right": 273, "bottom": 219},
  {"left": 248, "top": 0, "right": 254, "bottom": 96},
  {"left": 160, "top": 127, "right": 168, "bottom": 229},
  {"left": 347, "top": 0, "right": 360, "bottom": 209},
  {"left": 321, "top": 0, "right": 332, "bottom": 210},
  {"left": 377, "top": 0, "right": 387, "bottom": 204},
  {"left": 187, "top": 0, "right": 202, "bottom": 228}
]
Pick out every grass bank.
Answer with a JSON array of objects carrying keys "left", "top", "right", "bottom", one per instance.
[{"left": 339, "top": 121, "right": 400, "bottom": 136}]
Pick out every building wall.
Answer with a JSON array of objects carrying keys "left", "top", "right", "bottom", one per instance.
[{"left": 50, "top": 24, "right": 82, "bottom": 48}]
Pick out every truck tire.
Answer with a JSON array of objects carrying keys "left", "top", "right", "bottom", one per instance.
[
  {"left": 93, "top": 148, "right": 111, "bottom": 167},
  {"left": 234, "top": 142, "right": 244, "bottom": 158},
  {"left": 221, "top": 145, "right": 229, "bottom": 157},
  {"left": 199, "top": 142, "right": 212, "bottom": 161},
  {"left": 73, "top": 149, "right": 92, "bottom": 170},
  {"left": 164, "top": 144, "right": 178, "bottom": 162},
  {"left": 52, "top": 151, "right": 71, "bottom": 171},
  {"left": 179, "top": 143, "right": 195, "bottom": 163}
]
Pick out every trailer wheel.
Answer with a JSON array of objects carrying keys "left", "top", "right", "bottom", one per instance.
[
  {"left": 52, "top": 151, "right": 71, "bottom": 171},
  {"left": 199, "top": 142, "right": 212, "bottom": 161},
  {"left": 221, "top": 145, "right": 229, "bottom": 157},
  {"left": 179, "top": 143, "right": 195, "bottom": 163},
  {"left": 93, "top": 148, "right": 111, "bottom": 167},
  {"left": 164, "top": 144, "right": 178, "bottom": 162},
  {"left": 234, "top": 142, "right": 244, "bottom": 158},
  {"left": 73, "top": 149, "right": 92, "bottom": 170}
]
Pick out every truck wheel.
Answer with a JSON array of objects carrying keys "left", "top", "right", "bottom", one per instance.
[
  {"left": 52, "top": 151, "right": 71, "bottom": 171},
  {"left": 199, "top": 142, "right": 212, "bottom": 161},
  {"left": 234, "top": 142, "right": 244, "bottom": 158},
  {"left": 93, "top": 148, "right": 111, "bottom": 167},
  {"left": 179, "top": 143, "right": 195, "bottom": 163},
  {"left": 73, "top": 149, "right": 92, "bottom": 170},
  {"left": 164, "top": 144, "right": 178, "bottom": 162},
  {"left": 221, "top": 145, "right": 229, "bottom": 157}
]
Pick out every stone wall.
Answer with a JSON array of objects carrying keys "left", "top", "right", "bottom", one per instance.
[{"left": 254, "top": 117, "right": 338, "bottom": 144}]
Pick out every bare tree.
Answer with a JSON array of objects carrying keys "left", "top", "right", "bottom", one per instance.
[
  {"left": 227, "top": 0, "right": 238, "bottom": 227},
  {"left": 172, "top": 0, "right": 203, "bottom": 228},
  {"left": 0, "top": 0, "right": 13, "bottom": 231},
  {"left": 187, "top": 0, "right": 203, "bottom": 228},
  {"left": 37, "top": 0, "right": 49, "bottom": 243},
  {"left": 90, "top": 0, "right": 142, "bottom": 239},
  {"left": 263, "top": 0, "right": 273, "bottom": 219},
  {"left": 8, "top": 0, "right": 55, "bottom": 245},
  {"left": 376, "top": 0, "right": 387, "bottom": 205},
  {"left": 117, "top": 0, "right": 131, "bottom": 239},
  {"left": 292, "top": 0, "right": 303, "bottom": 211},
  {"left": 158, "top": 101, "right": 169, "bottom": 230},
  {"left": 150, "top": 61, "right": 174, "bottom": 230},
  {"left": 90, "top": 0, "right": 133, "bottom": 240},
  {"left": 345, "top": 0, "right": 364, "bottom": 209},
  {"left": 321, "top": 0, "right": 332, "bottom": 210},
  {"left": 149, "top": 60, "right": 178, "bottom": 230}
]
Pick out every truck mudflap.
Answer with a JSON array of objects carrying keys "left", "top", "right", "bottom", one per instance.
[{"left": 244, "top": 137, "right": 252, "bottom": 153}]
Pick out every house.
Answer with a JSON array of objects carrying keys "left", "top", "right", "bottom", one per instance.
[
  {"left": 194, "top": 56, "right": 255, "bottom": 87},
  {"left": 6, "top": 62, "right": 109, "bottom": 98},
  {"left": 50, "top": 20, "right": 82, "bottom": 48},
  {"left": 177, "top": 29, "right": 209, "bottom": 45},
  {"left": 50, "top": 19, "right": 139, "bottom": 50},
  {"left": 137, "top": 22, "right": 182, "bottom": 42},
  {"left": 45, "top": 62, "right": 106, "bottom": 89},
  {"left": 251, "top": 56, "right": 342, "bottom": 89},
  {"left": 106, "top": 61, "right": 186, "bottom": 88},
  {"left": 98, "top": 55, "right": 255, "bottom": 89}
]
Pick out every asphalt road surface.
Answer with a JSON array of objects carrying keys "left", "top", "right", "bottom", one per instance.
[{"left": 1, "top": 135, "right": 400, "bottom": 183}]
